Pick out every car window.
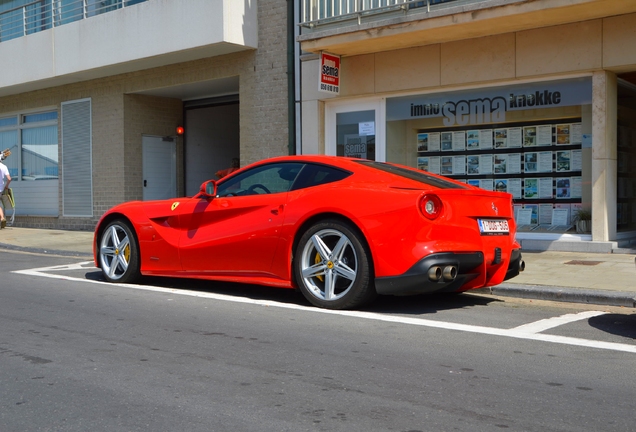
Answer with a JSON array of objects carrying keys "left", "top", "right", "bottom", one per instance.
[
  {"left": 216, "top": 162, "right": 304, "bottom": 197},
  {"left": 354, "top": 160, "right": 468, "bottom": 189},
  {"left": 291, "top": 163, "right": 351, "bottom": 191}
]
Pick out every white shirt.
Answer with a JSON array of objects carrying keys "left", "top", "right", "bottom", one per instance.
[{"left": 0, "top": 162, "right": 9, "bottom": 190}]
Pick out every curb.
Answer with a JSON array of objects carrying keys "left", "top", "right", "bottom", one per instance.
[{"left": 475, "top": 283, "right": 636, "bottom": 308}]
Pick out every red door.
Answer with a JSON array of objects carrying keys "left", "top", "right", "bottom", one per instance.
[{"left": 177, "top": 193, "right": 287, "bottom": 278}]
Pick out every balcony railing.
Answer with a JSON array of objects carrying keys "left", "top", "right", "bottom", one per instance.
[
  {"left": 0, "top": 0, "right": 147, "bottom": 43},
  {"left": 300, "top": 0, "right": 463, "bottom": 27}
]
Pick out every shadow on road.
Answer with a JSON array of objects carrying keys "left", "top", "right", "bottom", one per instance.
[
  {"left": 588, "top": 314, "right": 636, "bottom": 340},
  {"left": 85, "top": 270, "right": 499, "bottom": 314}
]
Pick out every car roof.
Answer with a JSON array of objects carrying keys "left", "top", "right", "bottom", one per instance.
[{"left": 251, "top": 155, "right": 466, "bottom": 190}]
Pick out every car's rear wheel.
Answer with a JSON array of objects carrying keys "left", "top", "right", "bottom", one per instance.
[
  {"left": 294, "top": 220, "right": 376, "bottom": 310},
  {"left": 99, "top": 219, "right": 141, "bottom": 283}
]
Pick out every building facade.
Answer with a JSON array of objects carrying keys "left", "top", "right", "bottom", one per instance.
[
  {"left": 0, "top": 0, "right": 291, "bottom": 230},
  {"left": 297, "top": 0, "right": 636, "bottom": 252}
]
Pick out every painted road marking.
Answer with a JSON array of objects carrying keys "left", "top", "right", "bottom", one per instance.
[
  {"left": 511, "top": 311, "right": 607, "bottom": 334},
  {"left": 14, "top": 263, "right": 635, "bottom": 354}
]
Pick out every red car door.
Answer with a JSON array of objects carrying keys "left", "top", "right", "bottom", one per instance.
[
  {"left": 177, "top": 192, "right": 288, "bottom": 279},
  {"left": 176, "top": 162, "right": 303, "bottom": 281}
]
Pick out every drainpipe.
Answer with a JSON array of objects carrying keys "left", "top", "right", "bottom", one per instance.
[{"left": 287, "top": 0, "right": 296, "bottom": 155}]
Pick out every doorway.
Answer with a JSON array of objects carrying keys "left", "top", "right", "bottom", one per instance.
[
  {"left": 184, "top": 98, "right": 240, "bottom": 196},
  {"left": 142, "top": 135, "right": 177, "bottom": 201}
]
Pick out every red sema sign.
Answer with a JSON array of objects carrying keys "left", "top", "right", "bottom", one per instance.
[{"left": 319, "top": 52, "right": 340, "bottom": 94}]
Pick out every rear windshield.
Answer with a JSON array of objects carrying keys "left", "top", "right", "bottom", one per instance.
[{"left": 354, "top": 160, "right": 467, "bottom": 190}]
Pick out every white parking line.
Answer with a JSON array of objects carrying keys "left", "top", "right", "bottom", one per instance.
[
  {"left": 511, "top": 311, "right": 608, "bottom": 334},
  {"left": 13, "top": 263, "right": 636, "bottom": 354}
]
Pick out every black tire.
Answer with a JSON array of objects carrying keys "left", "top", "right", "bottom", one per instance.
[
  {"left": 294, "top": 219, "right": 377, "bottom": 310},
  {"left": 98, "top": 219, "right": 141, "bottom": 283}
]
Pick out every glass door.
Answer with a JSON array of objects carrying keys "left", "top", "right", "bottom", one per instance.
[{"left": 325, "top": 99, "right": 384, "bottom": 161}]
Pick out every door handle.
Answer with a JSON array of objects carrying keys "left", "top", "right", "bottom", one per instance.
[
  {"left": 271, "top": 205, "right": 284, "bottom": 215},
  {"left": 144, "top": 180, "right": 147, "bottom": 187}
]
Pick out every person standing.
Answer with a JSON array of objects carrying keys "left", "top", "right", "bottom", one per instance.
[{"left": 0, "top": 152, "right": 12, "bottom": 229}]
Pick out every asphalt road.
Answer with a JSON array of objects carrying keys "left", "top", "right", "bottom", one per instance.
[{"left": 1, "top": 249, "right": 635, "bottom": 432}]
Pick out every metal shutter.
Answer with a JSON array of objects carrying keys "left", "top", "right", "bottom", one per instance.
[{"left": 62, "top": 99, "right": 93, "bottom": 217}]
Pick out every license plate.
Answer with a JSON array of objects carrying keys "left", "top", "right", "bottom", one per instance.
[{"left": 478, "top": 219, "right": 509, "bottom": 235}]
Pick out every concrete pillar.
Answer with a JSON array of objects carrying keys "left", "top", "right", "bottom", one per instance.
[{"left": 591, "top": 71, "right": 618, "bottom": 242}]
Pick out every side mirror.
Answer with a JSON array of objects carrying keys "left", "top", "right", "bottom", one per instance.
[{"left": 199, "top": 180, "right": 217, "bottom": 197}]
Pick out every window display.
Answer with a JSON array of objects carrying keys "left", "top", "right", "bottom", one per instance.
[{"left": 412, "top": 120, "right": 583, "bottom": 231}]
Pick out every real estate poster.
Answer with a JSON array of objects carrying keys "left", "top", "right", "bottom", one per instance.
[
  {"left": 495, "top": 179, "right": 508, "bottom": 193},
  {"left": 551, "top": 208, "right": 570, "bottom": 226},
  {"left": 539, "top": 204, "right": 553, "bottom": 225},
  {"left": 524, "top": 204, "right": 539, "bottom": 225},
  {"left": 441, "top": 132, "right": 453, "bottom": 151},
  {"left": 467, "top": 179, "right": 480, "bottom": 188},
  {"left": 428, "top": 132, "right": 441, "bottom": 151},
  {"left": 524, "top": 152, "right": 538, "bottom": 173},
  {"left": 441, "top": 156, "right": 453, "bottom": 175},
  {"left": 537, "top": 151, "right": 553, "bottom": 172},
  {"left": 417, "top": 133, "right": 429, "bottom": 152},
  {"left": 556, "top": 124, "right": 571, "bottom": 145},
  {"left": 516, "top": 208, "right": 533, "bottom": 226},
  {"left": 508, "top": 178, "right": 522, "bottom": 198},
  {"left": 556, "top": 150, "right": 571, "bottom": 172},
  {"left": 452, "top": 131, "right": 466, "bottom": 151},
  {"left": 538, "top": 177, "right": 553, "bottom": 198},
  {"left": 571, "top": 123, "right": 582, "bottom": 144},
  {"left": 467, "top": 155, "right": 480, "bottom": 174},
  {"left": 479, "top": 179, "right": 494, "bottom": 191},
  {"left": 571, "top": 176, "right": 582, "bottom": 198},
  {"left": 479, "top": 154, "right": 493, "bottom": 175},
  {"left": 536, "top": 124, "right": 553, "bottom": 146},
  {"left": 523, "top": 126, "right": 537, "bottom": 147},
  {"left": 466, "top": 130, "right": 480, "bottom": 150},
  {"left": 428, "top": 156, "right": 441, "bottom": 175},
  {"left": 494, "top": 128, "right": 508, "bottom": 148},
  {"left": 508, "top": 153, "right": 522, "bottom": 174},
  {"left": 556, "top": 177, "right": 571, "bottom": 198},
  {"left": 571, "top": 149, "right": 582, "bottom": 171},
  {"left": 452, "top": 155, "right": 466, "bottom": 174},
  {"left": 524, "top": 178, "right": 538, "bottom": 199},
  {"left": 494, "top": 154, "right": 507, "bottom": 174},
  {"left": 508, "top": 127, "right": 523, "bottom": 148},
  {"left": 479, "top": 129, "right": 493, "bottom": 149},
  {"left": 554, "top": 203, "right": 572, "bottom": 224},
  {"left": 417, "top": 157, "right": 429, "bottom": 171}
]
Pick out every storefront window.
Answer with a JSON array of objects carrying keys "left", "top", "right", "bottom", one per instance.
[
  {"left": 385, "top": 78, "right": 592, "bottom": 235},
  {"left": 22, "top": 125, "right": 58, "bottom": 179},
  {"left": 0, "top": 110, "right": 58, "bottom": 180},
  {"left": 336, "top": 110, "right": 376, "bottom": 161}
]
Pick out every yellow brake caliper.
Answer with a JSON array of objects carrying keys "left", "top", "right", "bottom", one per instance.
[{"left": 315, "top": 252, "right": 324, "bottom": 282}]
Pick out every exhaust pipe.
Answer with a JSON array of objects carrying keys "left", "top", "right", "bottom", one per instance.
[
  {"left": 519, "top": 260, "right": 526, "bottom": 272},
  {"left": 428, "top": 266, "right": 442, "bottom": 282},
  {"left": 442, "top": 265, "right": 457, "bottom": 282}
]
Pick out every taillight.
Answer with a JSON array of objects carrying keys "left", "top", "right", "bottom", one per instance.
[{"left": 420, "top": 194, "right": 443, "bottom": 220}]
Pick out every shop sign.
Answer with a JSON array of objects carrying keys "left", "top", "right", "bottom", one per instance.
[
  {"left": 386, "top": 78, "right": 592, "bottom": 126},
  {"left": 319, "top": 52, "right": 340, "bottom": 95},
  {"left": 344, "top": 134, "right": 367, "bottom": 158}
]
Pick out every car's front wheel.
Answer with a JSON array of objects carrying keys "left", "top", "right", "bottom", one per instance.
[
  {"left": 99, "top": 219, "right": 141, "bottom": 283},
  {"left": 294, "top": 220, "right": 376, "bottom": 310}
]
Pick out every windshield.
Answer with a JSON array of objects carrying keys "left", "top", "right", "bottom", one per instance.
[{"left": 354, "top": 160, "right": 467, "bottom": 189}]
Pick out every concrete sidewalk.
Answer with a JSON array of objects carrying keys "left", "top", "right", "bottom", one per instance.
[{"left": 0, "top": 227, "right": 634, "bottom": 308}]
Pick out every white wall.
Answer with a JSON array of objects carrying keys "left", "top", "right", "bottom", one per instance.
[{"left": 0, "top": 0, "right": 258, "bottom": 96}]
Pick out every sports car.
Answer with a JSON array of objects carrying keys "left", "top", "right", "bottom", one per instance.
[{"left": 94, "top": 155, "right": 524, "bottom": 310}]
